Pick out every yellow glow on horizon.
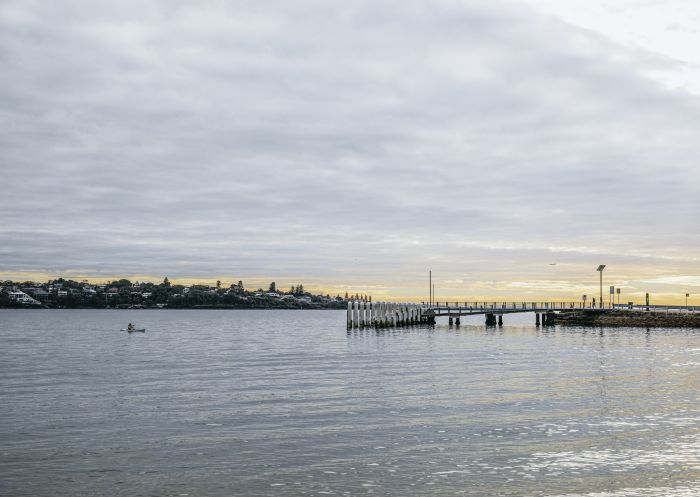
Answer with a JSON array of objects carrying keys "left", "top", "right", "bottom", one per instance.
[{"left": 0, "top": 271, "right": 697, "bottom": 305}]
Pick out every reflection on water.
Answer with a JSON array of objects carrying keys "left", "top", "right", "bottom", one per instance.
[{"left": 1, "top": 309, "right": 699, "bottom": 496}]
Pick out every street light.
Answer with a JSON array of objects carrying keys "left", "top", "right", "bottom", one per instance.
[
  {"left": 429, "top": 270, "right": 432, "bottom": 306},
  {"left": 596, "top": 265, "right": 606, "bottom": 309},
  {"left": 687, "top": 293, "right": 690, "bottom": 308}
]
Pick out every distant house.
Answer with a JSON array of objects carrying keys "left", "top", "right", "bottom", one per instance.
[
  {"left": 57, "top": 289, "right": 68, "bottom": 297},
  {"left": 7, "top": 290, "right": 41, "bottom": 305},
  {"left": 25, "top": 287, "right": 49, "bottom": 300},
  {"left": 141, "top": 292, "right": 152, "bottom": 298},
  {"left": 266, "top": 292, "right": 280, "bottom": 298}
]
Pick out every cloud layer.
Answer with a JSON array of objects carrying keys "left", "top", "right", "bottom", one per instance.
[{"left": 1, "top": 0, "right": 699, "bottom": 300}]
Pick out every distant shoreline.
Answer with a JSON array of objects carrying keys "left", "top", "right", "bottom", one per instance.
[
  {"left": 0, "top": 278, "right": 353, "bottom": 311},
  {"left": 0, "top": 306, "right": 344, "bottom": 310}
]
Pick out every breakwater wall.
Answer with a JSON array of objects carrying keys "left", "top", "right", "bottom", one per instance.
[{"left": 553, "top": 310, "right": 700, "bottom": 328}]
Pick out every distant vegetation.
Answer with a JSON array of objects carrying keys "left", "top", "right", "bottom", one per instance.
[{"left": 0, "top": 278, "right": 369, "bottom": 310}]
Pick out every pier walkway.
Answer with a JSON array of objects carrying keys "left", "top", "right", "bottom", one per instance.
[{"left": 346, "top": 300, "right": 700, "bottom": 329}]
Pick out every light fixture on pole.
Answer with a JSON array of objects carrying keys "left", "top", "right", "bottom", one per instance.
[{"left": 596, "top": 265, "right": 606, "bottom": 309}]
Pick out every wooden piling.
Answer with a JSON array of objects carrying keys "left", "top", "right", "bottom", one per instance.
[{"left": 544, "top": 312, "right": 555, "bottom": 326}]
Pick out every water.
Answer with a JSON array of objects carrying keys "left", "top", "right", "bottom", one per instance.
[{"left": 1, "top": 309, "right": 699, "bottom": 496}]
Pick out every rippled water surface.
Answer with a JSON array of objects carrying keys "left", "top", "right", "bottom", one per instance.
[{"left": 1, "top": 309, "right": 700, "bottom": 496}]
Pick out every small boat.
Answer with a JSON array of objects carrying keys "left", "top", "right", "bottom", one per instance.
[{"left": 121, "top": 327, "right": 146, "bottom": 332}]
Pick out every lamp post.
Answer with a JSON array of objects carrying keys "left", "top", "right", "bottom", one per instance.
[
  {"left": 429, "top": 270, "right": 432, "bottom": 306},
  {"left": 596, "top": 265, "right": 606, "bottom": 309},
  {"left": 687, "top": 293, "right": 690, "bottom": 308}
]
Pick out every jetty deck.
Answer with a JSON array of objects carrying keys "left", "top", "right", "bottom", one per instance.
[{"left": 347, "top": 300, "right": 700, "bottom": 329}]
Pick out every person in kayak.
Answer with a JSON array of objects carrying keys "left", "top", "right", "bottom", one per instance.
[{"left": 127, "top": 323, "right": 134, "bottom": 331}]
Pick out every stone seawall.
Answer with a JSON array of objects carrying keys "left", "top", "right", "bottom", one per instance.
[{"left": 552, "top": 310, "right": 700, "bottom": 328}]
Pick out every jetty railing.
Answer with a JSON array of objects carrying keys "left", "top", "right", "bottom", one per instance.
[
  {"left": 346, "top": 300, "right": 700, "bottom": 329},
  {"left": 613, "top": 303, "right": 700, "bottom": 313}
]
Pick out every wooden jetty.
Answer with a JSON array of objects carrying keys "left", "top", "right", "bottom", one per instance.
[
  {"left": 346, "top": 300, "right": 700, "bottom": 329},
  {"left": 346, "top": 300, "right": 425, "bottom": 328}
]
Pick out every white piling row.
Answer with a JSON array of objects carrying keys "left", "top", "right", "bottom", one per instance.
[{"left": 347, "top": 301, "right": 426, "bottom": 329}]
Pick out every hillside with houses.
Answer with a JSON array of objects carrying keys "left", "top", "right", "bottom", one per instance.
[{"left": 0, "top": 278, "right": 359, "bottom": 310}]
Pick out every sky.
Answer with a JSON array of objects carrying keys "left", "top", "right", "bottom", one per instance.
[{"left": 1, "top": 0, "right": 699, "bottom": 303}]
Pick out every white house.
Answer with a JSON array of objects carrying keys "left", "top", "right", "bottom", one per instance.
[{"left": 7, "top": 290, "right": 41, "bottom": 305}]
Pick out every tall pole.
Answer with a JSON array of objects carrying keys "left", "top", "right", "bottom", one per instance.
[
  {"left": 596, "top": 265, "right": 606, "bottom": 309},
  {"left": 429, "top": 270, "right": 432, "bottom": 306}
]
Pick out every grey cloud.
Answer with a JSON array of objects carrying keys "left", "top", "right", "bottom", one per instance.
[{"left": 1, "top": 0, "right": 699, "bottom": 292}]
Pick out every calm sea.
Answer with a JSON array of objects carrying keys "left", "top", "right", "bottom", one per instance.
[{"left": 1, "top": 309, "right": 699, "bottom": 496}]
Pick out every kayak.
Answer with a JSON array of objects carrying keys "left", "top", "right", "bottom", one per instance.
[{"left": 121, "top": 328, "right": 146, "bottom": 332}]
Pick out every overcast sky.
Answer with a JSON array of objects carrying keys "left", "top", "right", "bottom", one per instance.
[{"left": 1, "top": 0, "right": 699, "bottom": 302}]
